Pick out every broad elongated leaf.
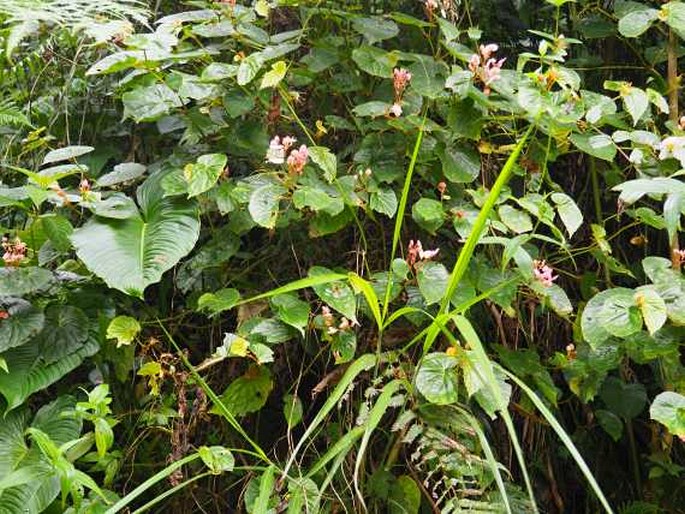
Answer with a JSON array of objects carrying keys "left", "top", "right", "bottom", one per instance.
[
  {"left": 0, "top": 268, "right": 53, "bottom": 297},
  {"left": 0, "top": 331, "right": 99, "bottom": 410},
  {"left": 71, "top": 172, "right": 200, "bottom": 298},
  {"left": 97, "top": 162, "right": 146, "bottom": 187}
]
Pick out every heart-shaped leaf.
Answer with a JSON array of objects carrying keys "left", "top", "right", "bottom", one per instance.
[{"left": 71, "top": 172, "right": 200, "bottom": 298}]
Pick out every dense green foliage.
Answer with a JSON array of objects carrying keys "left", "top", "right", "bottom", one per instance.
[{"left": 3, "top": 0, "right": 685, "bottom": 512}]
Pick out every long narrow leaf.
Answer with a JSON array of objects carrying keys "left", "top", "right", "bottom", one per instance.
[
  {"left": 282, "top": 354, "right": 377, "bottom": 478},
  {"left": 503, "top": 369, "right": 614, "bottom": 514},
  {"left": 353, "top": 380, "right": 403, "bottom": 508},
  {"left": 440, "top": 126, "right": 533, "bottom": 314}
]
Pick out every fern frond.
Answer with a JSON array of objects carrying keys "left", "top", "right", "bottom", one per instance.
[
  {"left": 0, "top": 0, "right": 149, "bottom": 27},
  {"left": 0, "top": 98, "right": 29, "bottom": 127}
]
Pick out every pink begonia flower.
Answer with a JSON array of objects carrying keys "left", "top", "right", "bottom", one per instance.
[
  {"left": 533, "top": 259, "right": 557, "bottom": 287},
  {"left": 2, "top": 236, "right": 27, "bottom": 267},
  {"left": 483, "top": 58, "right": 506, "bottom": 85},
  {"left": 468, "top": 43, "right": 505, "bottom": 94},
  {"left": 287, "top": 145, "right": 309, "bottom": 175},
  {"left": 480, "top": 43, "right": 499, "bottom": 60},
  {"left": 407, "top": 239, "right": 440, "bottom": 267},
  {"left": 393, "top": 68, "right": 412, "bottom": 98},
  {"left": 468, "top": 54, "right": 481, "bottom": 73},
  {"left": 389, "top": 103, "right": 403, "bottom": 117},
  {"left": 281, "top": 136, "right": 297, "bottom": 150}
]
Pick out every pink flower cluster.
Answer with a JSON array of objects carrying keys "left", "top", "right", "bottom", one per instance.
[
  {"left": 407, "top": 239, "right": 440, "bottom": 268},
  {"left": 468, "top": 43, "right": 506, "bottom": 95},
  {"left": 287, "top": 145, "right": 309, "bottom": 175},
  {"left": 2, "top": 236, "right": 27, "bottom": 267},
  {"left": 266, "top": 135, "right": 309, "bottom": 175},
  {"left": 390, "top": 68, "right": 412, "bottom": 117},
  {"left": 533, "top": 259, "right": 557, "bottom": 287}
]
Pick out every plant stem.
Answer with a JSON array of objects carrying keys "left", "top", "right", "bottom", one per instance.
[{"left": 668, "top": 26, "right": 681, "bottom": 270}]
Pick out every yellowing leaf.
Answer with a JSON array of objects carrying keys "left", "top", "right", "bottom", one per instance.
[{"left": 260, "top": 60, "right": 287, "bottom": 89}]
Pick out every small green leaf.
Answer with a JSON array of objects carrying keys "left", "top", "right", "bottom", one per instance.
[
  {"left": 260, "top": 60, "right": 287, "bottom": 89},
  {"left": 596, "top": 409, "right": 623, "bottom": 441},
  {"left": 551, "top": 192, "right": 583, "bottom": 238},
  {"left": 634, "top": 285, "right": 667, "bottom": 335},
  {"left": 42, "top": 146, "right": 93, "bottom": 165},
  {"left": 650, "top": 391, "right": 685, "bottom": 438},
  {"left": 415, "top": 352, "right": 459, "bottom": 405},
  {"left": 498, "top": 204, "right": 533, "bottom": 234},
  {"left": 389, "top": 476, "right": 421, "bottom": 514},
  {"left": 237, "top": 53, "right": 264, "bottom": 85},
  {"left": 439, "top": 143, "right": 481, "bottom": 183},
  {"left": 0, "top": 267, "right": 53, "bottom": 296},
  {"left": 283, "top": 394, "right": 303, "bottom": 428},
  {"left": 249, "top": 184, "right": 286, "bottom": 229},
  {"left": 184, "top": 154, "right": 227, "bottom": 198},
  {"left": 351, "top": 16, "right": 399, "bottom": 44},
  {"left": 122, "top": 84, "right": 184, "bottom": 123},
  {"left": 623, "top": 86, "right": 649, "bottom": 125},
  {"left": 351, "top": 45, "right": 397, "bottom": 78},
  {"left": 570, "top": 133, "right": 616, "bottom": 161},
  {"left": 618, "top": 7, "right": 658, "bottom": 38},
  {"left": 600, "top": 377, "right": 647, "bottom": 419},
  {"left": 271, "top": 293, "right": 310, "bottom": 336},
  {"left": 198, "top": 288, "right": 241, "bottom": 317},
  {"left": 598, "top": 288, "right": 642, "bottom": 338},
  {"left": 417, "top": 262, "right": 449, "bottom": 305},
  {"left": 199, "top": 446, "right": 235, "bottom": 474},
  {"left": 412, "top": 198, "right": 444, "bottom": 234},
  {"left": 106, "top": 316, "right": 141, "bottom": 347},
  {"left": 212, "top": 366, "right": 273, "bottom": 417},
  {"left": 308, "top": 146, "right": 337, "bottom": 182},
  {"left": 369, "top": 188, "right": 398, "bottom": 218},
  {"left": 309, "top": 266, "right": 357, "bottom": 323}
]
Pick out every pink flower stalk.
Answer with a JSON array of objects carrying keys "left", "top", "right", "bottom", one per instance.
[
  {"left": 533, "top": 259, "right": 557, "bottom": 287},
  {"left": 393, "top": 68, "right": 412, "bottom": 98},
  {"left": 483, "top": 58, "right": 506, "bottom": 85},
  {"left": 2, "top": 236, "right": 27, "bottom": 267},
  {"left": 468, "top": 43, "right": 505, "bottom": 95},
  {"left": 287, "top": 144, "right": 309, "bottom": 175}
]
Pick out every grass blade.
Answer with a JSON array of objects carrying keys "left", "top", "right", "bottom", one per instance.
[{"left": 503, "top": 369, "right": 614, "bottom": 514}]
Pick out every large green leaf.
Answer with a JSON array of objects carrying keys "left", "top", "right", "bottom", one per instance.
[
  {"left": 0, "top": 330, "right": 99, "bottom": 411},
  {"left": 0, "top": 396, "right": 81, "bottom": 513},
  {"left": 71, "top": 172, "right": 200, "bottom": 298},
  {"left": 0, "top": 268, "right": 53, "bottom": 297},
  {"left": 0, "top": 302, "right": 44, "bottom": 353}
]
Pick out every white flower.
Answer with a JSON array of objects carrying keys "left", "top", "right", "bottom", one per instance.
[
  {"left": 659, "top": 136, "right": 685, "bottom": 168},
  {"left": 389, "top": 103, "right": 403, "bottom": 117},
  {"left": 266, "top": 136, "right": 285, "bottom": 164}
]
